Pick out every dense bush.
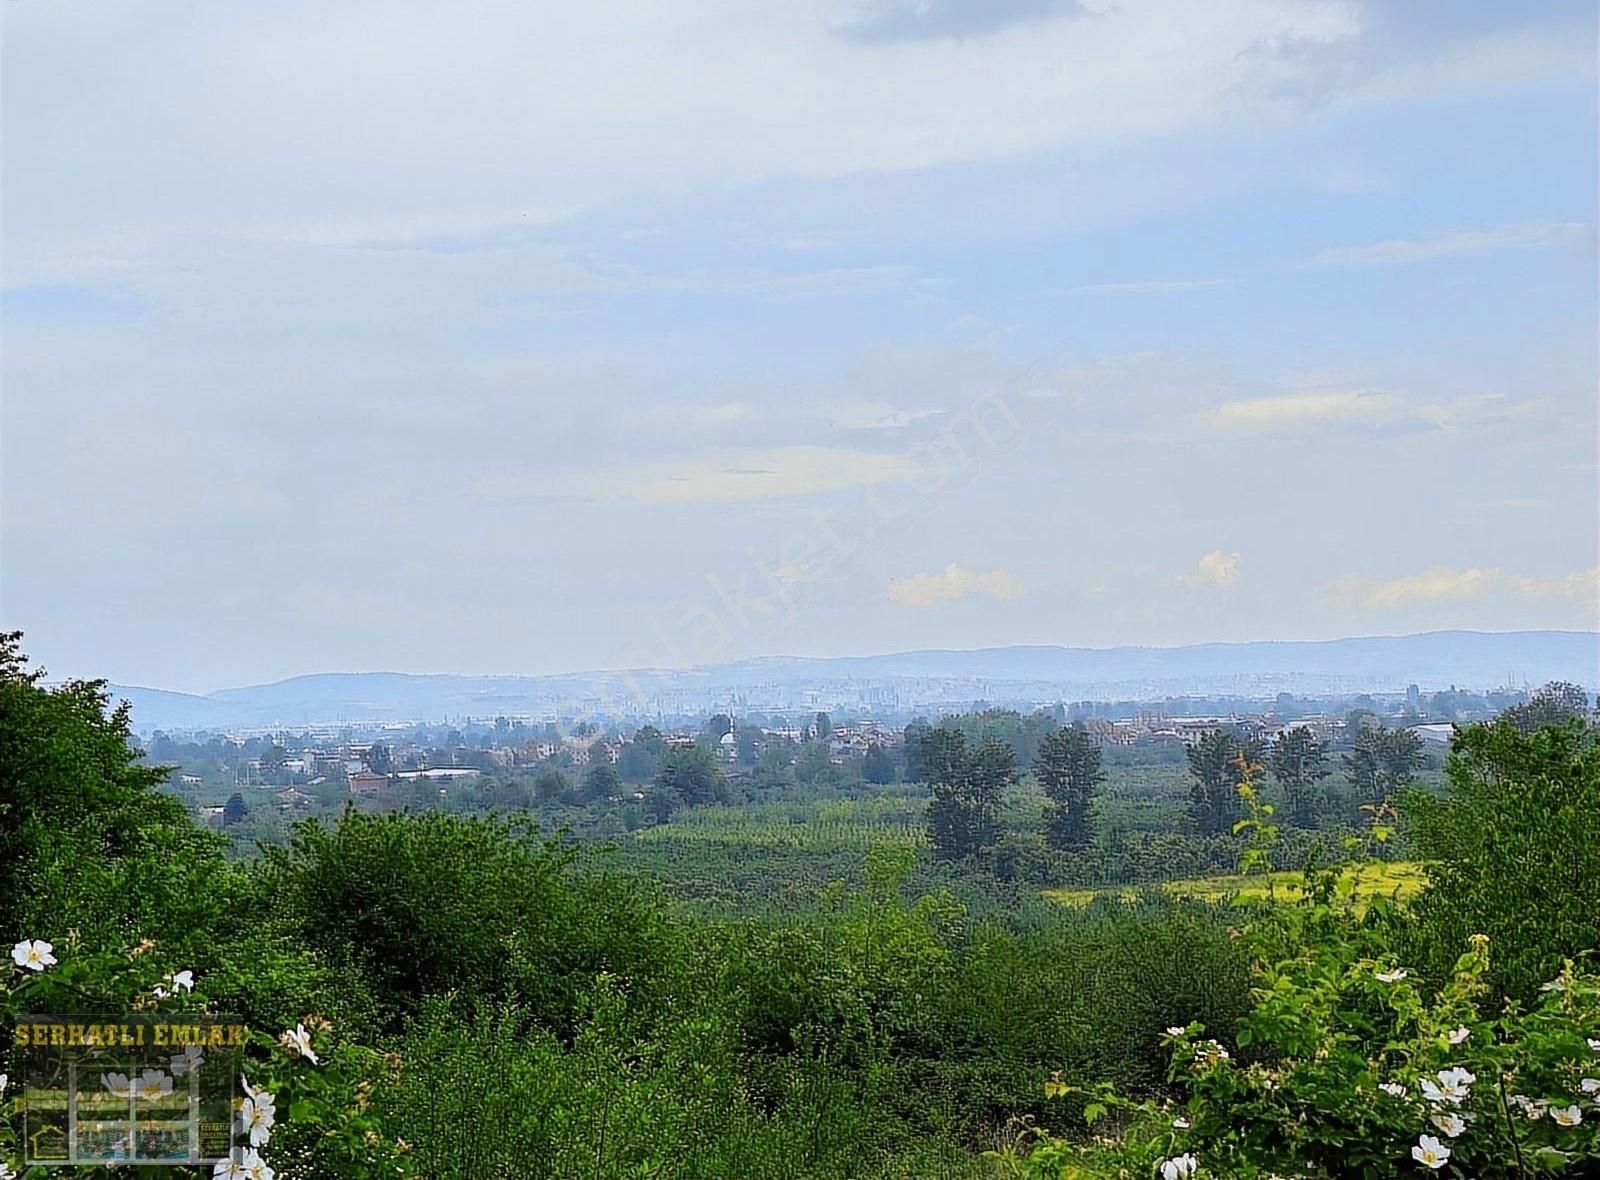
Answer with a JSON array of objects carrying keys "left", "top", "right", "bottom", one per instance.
[{"left": 1405, "top": 717, "right": 1600, "bottom": 1002}]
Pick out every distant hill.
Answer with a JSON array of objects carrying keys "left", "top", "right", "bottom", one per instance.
[{"left": 110, "top": 629, "right": 1598, "bottom": 732}]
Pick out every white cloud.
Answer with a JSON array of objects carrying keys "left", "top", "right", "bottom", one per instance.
[
  {"left": 1183, "top": 550, "right": 1242, "bottom": 588},
  {"left": 1329, "top": 566, "right": 1600, "bottom": 611},
  {"left": 644, "top": 402, "right": 756, "bottom": 431},
  {"left": 484, "top": 445, "right": 922, "bottom": 505},
  {"left": 1207, "top": 391, "right": 1404, "bottom": 431},
  {"left": 1204, "top": 391, "right": 1530, "bottom": 435},
  {"left": 887, "top": 563, "right": 1023, "bottom": 607},
  {"left": 1060, "top": 277, "right": 1236, "bottom": 295},
  {"left": 1310, "top": 221, "right": 1590, "bottom": 267}
]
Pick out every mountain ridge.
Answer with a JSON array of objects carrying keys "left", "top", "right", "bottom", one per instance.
[{"left": 107, "top": 630, "right": 1599, "bottom": 731}]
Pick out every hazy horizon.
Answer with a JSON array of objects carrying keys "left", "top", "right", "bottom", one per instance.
[
  {"left": 4, "top": 1, "right": 1598, "bottom": 693},
  {"left": 95, "top": 628, "right": 1600, "bottom": 701}
]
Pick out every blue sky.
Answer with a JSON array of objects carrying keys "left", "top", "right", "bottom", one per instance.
[{"left": 2, "top": 0, "right": 1595, "bottom": 692}]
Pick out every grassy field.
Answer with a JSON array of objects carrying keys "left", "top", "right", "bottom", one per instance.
[{"left": 1043, "top": 860, "right": 1427, "bottom": 909}]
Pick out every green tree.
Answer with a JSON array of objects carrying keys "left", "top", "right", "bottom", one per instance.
[
  {"left": 814, "top": 712, "right": 832, "bottom": 742},
  {"left": 364, "top": 742, "right": 393, "bottom": 774},
  {"left": 654, "top": 744, "right": 727, "bottom": 808},
  {"left": 0, "top": 633, "right": 243, "bottom": 967},
  {"left": 924, "top": 730, "right": 1015, "bottom": 858},
  {"left": 533, "top": 765, "right": 571, "bottom": 804},
  {"left": 1343, "top": 725, "right": 1424, "bottom": 805},
  {"left": 861, "top": 743, "right": 895, "bottom": 785},
  {"left": 1267, "top": 726, "right": 1331, "bottom": 828},
  {"left": 222, "top": 791, "right": 250, "bottom": 826},
  {"left": 617, "top": 726, "right": 665, "bottom": 782},
  {"left": 1186, "top": 730, "right": 1262, "bottom": 836},
  {"left": 705, "top": 713, "right": 733, "bottom": 742},
  {"left": 1501, "top": 680, "right": 1591, "bottom": 734},
  {"left": 901, "top": 719, "right": 931, "bottom": 782},
  {"left": 581, "top": 758, "right": 621, "bottom": 803},
  {"left": 749, "top": 745, "right": 795, "bottom": 790},
  {"left": 1035, "top": 724, "right": 1102, "bottom": 850},
  {"left": 1406, "top": 716, "right": 1600, "bottom": 1001}
]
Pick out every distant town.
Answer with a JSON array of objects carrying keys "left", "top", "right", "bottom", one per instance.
[{"left": 145, "top": 678, "right": 1556, "bottom": 829}]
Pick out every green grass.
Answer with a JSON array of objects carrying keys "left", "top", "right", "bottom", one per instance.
[{"left": 1044, "top": 860, "right": 1427, "bottom": 909}]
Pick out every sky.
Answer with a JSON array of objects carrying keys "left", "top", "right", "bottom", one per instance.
[{"left": 2, "top": 0, "right": 1597, "bottom": 693}]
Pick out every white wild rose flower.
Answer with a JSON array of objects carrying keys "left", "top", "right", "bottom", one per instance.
[
  {"left": 1420, "top": 1067, "right": 1474, "bottom": 1106},
  {"left": 135, "top": 1068, "right": 174, "bottom": 1102},
  {"left": 1430, "top": 1112, "right": 1467, "bottom": 1138},
  {"left": 1159, "top": 1153, "right": 1199, "bottom": 1180},
  {"left": 1375, "top": 967, "right": 1407, "bottom": 983},
  {"left": 1412, "top": 1135, "right": 1450, "bottom": 1170},
  {"left": 239, "top": 1148, "right": 273, "bottom": 1180},
  {"left": 101, "top": 1072, "right": 135, "bottom": 1099},
  {"left": 1511, "top": 1095, "right": 1547, "bottom": 1120},
  {"left": 155, "top": 968, "right": 196, "bottom": 998},
  {"left": 1445, "top": 1026, "right": 1469, "bottom": 1045},
  {"left": 238, "top": 1093, "right": 277, "bottom": 1147},
  {"left": 11, "top": 939, "right": 56, "bottom": 972},
  {"left": 215, "top": 1152, "right": 272, "bottom": 1180},
  {"left": 282, "top": 1022, "right": 319, "bottom": 1064},
  {"left": 1550, "top": 1105, "right": 1583, "bottom": 1128},
  {"left": 1378, "top": 1082, "right": 1406, "bottom": 1098}
]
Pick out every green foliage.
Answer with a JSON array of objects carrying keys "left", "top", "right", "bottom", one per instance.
[
  {"left": 0, "top": 632, "right": 237, "bottom": 963},
  {"left": 654, "top": 743, "right": 729, "bottom": 808},
  {"left": 258, "top": 810, "right": 676, "bottom": 1033},
  {"left": 1343, "top": 725, "right": 1425, "bottom": 807},
  {"left": 862, "top": 742, "right": 896, "bottom": 785},
  {"left": 1267, "top": 726, "right": 1332, "bottom": 829},
  {"left": 0, "top": 939, "right": 410, "bottom": 1179},
  {"left": 1185, "top": 731, "right": 1262, "bottom": 836},
  {"left": 1036, "top": 725, "right": 1104, "bottom": 850},
  {"left": 582, "top": 757, "right": 623, "bottom": 802},
  {"left": 1406, "top": 717, "right": 1600, "bottom": 1002},
  {"left": 925, "top": 730, "right": 1017, "bottom": 858}
]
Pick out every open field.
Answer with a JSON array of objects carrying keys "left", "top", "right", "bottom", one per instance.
[{"left": 1043, "top": 860, "right": 1427, "bottom": 909}]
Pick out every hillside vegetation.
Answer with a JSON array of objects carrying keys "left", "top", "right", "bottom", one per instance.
[{"left": 2, "top": 632, "right": 1597, "bottom": 1179}]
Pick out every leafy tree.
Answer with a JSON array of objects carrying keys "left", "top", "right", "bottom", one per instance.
[
  {"left": 581, "top": 758, "right": 621, "bottom": 803},
  {"left": 617, "top": 726, "right": 666, "bottom": 782},
  {"left": 705, "top": 713, "right": 733, "bottom": 742},
  {"left": 795, "top": 739, "right": 846, "bottom": 788},
  {"left": 1035, "top": 724, "right": 1103, "bottom": 850},
  {"left": 0, "top": 632, "right": 230, "bottom": 954},
  {"left": 749, "top": 745, "right": 795, "bottom": 791},
  {"left": 924, "top": 730, "right": 1015, "bottom": 858},
  {"left": 654, "top": 744, "right": 727, "bottom": 808},
  {"left": 734, "top": 725, "right": 760, "bottom": 766},
  {"left": 1267, "top": 726, "right": 1331, "bottom": 828},
  {"left": 1406, "top": 716, "right": 1600, "bottom": 1000},
  {"left": 1186, "top": 730, "right": 1262, "bottom": 836},
  {"left": 902, "top": 719, "right": 931, "bottom": 782},
  {"left": 861, "top": 742, "right": 896, "bottom": 785},
  {"left": 364, "top": 742, "right": 393, "bottom": 774},
  {"left": 814, "top": 712, "right": 832, "bottom": 742},
  {"left": 223, "top": 791, "right": 250, "bottom": 826},
  {"left": 1501, "top": 680, "right": 1592, "bottom": 734},
  {"left": 533, "top": 765, "right": 571, "bottom": 804},
  {"left": 1343, "top": 725, "right": 1424, "bottom": 805}
]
